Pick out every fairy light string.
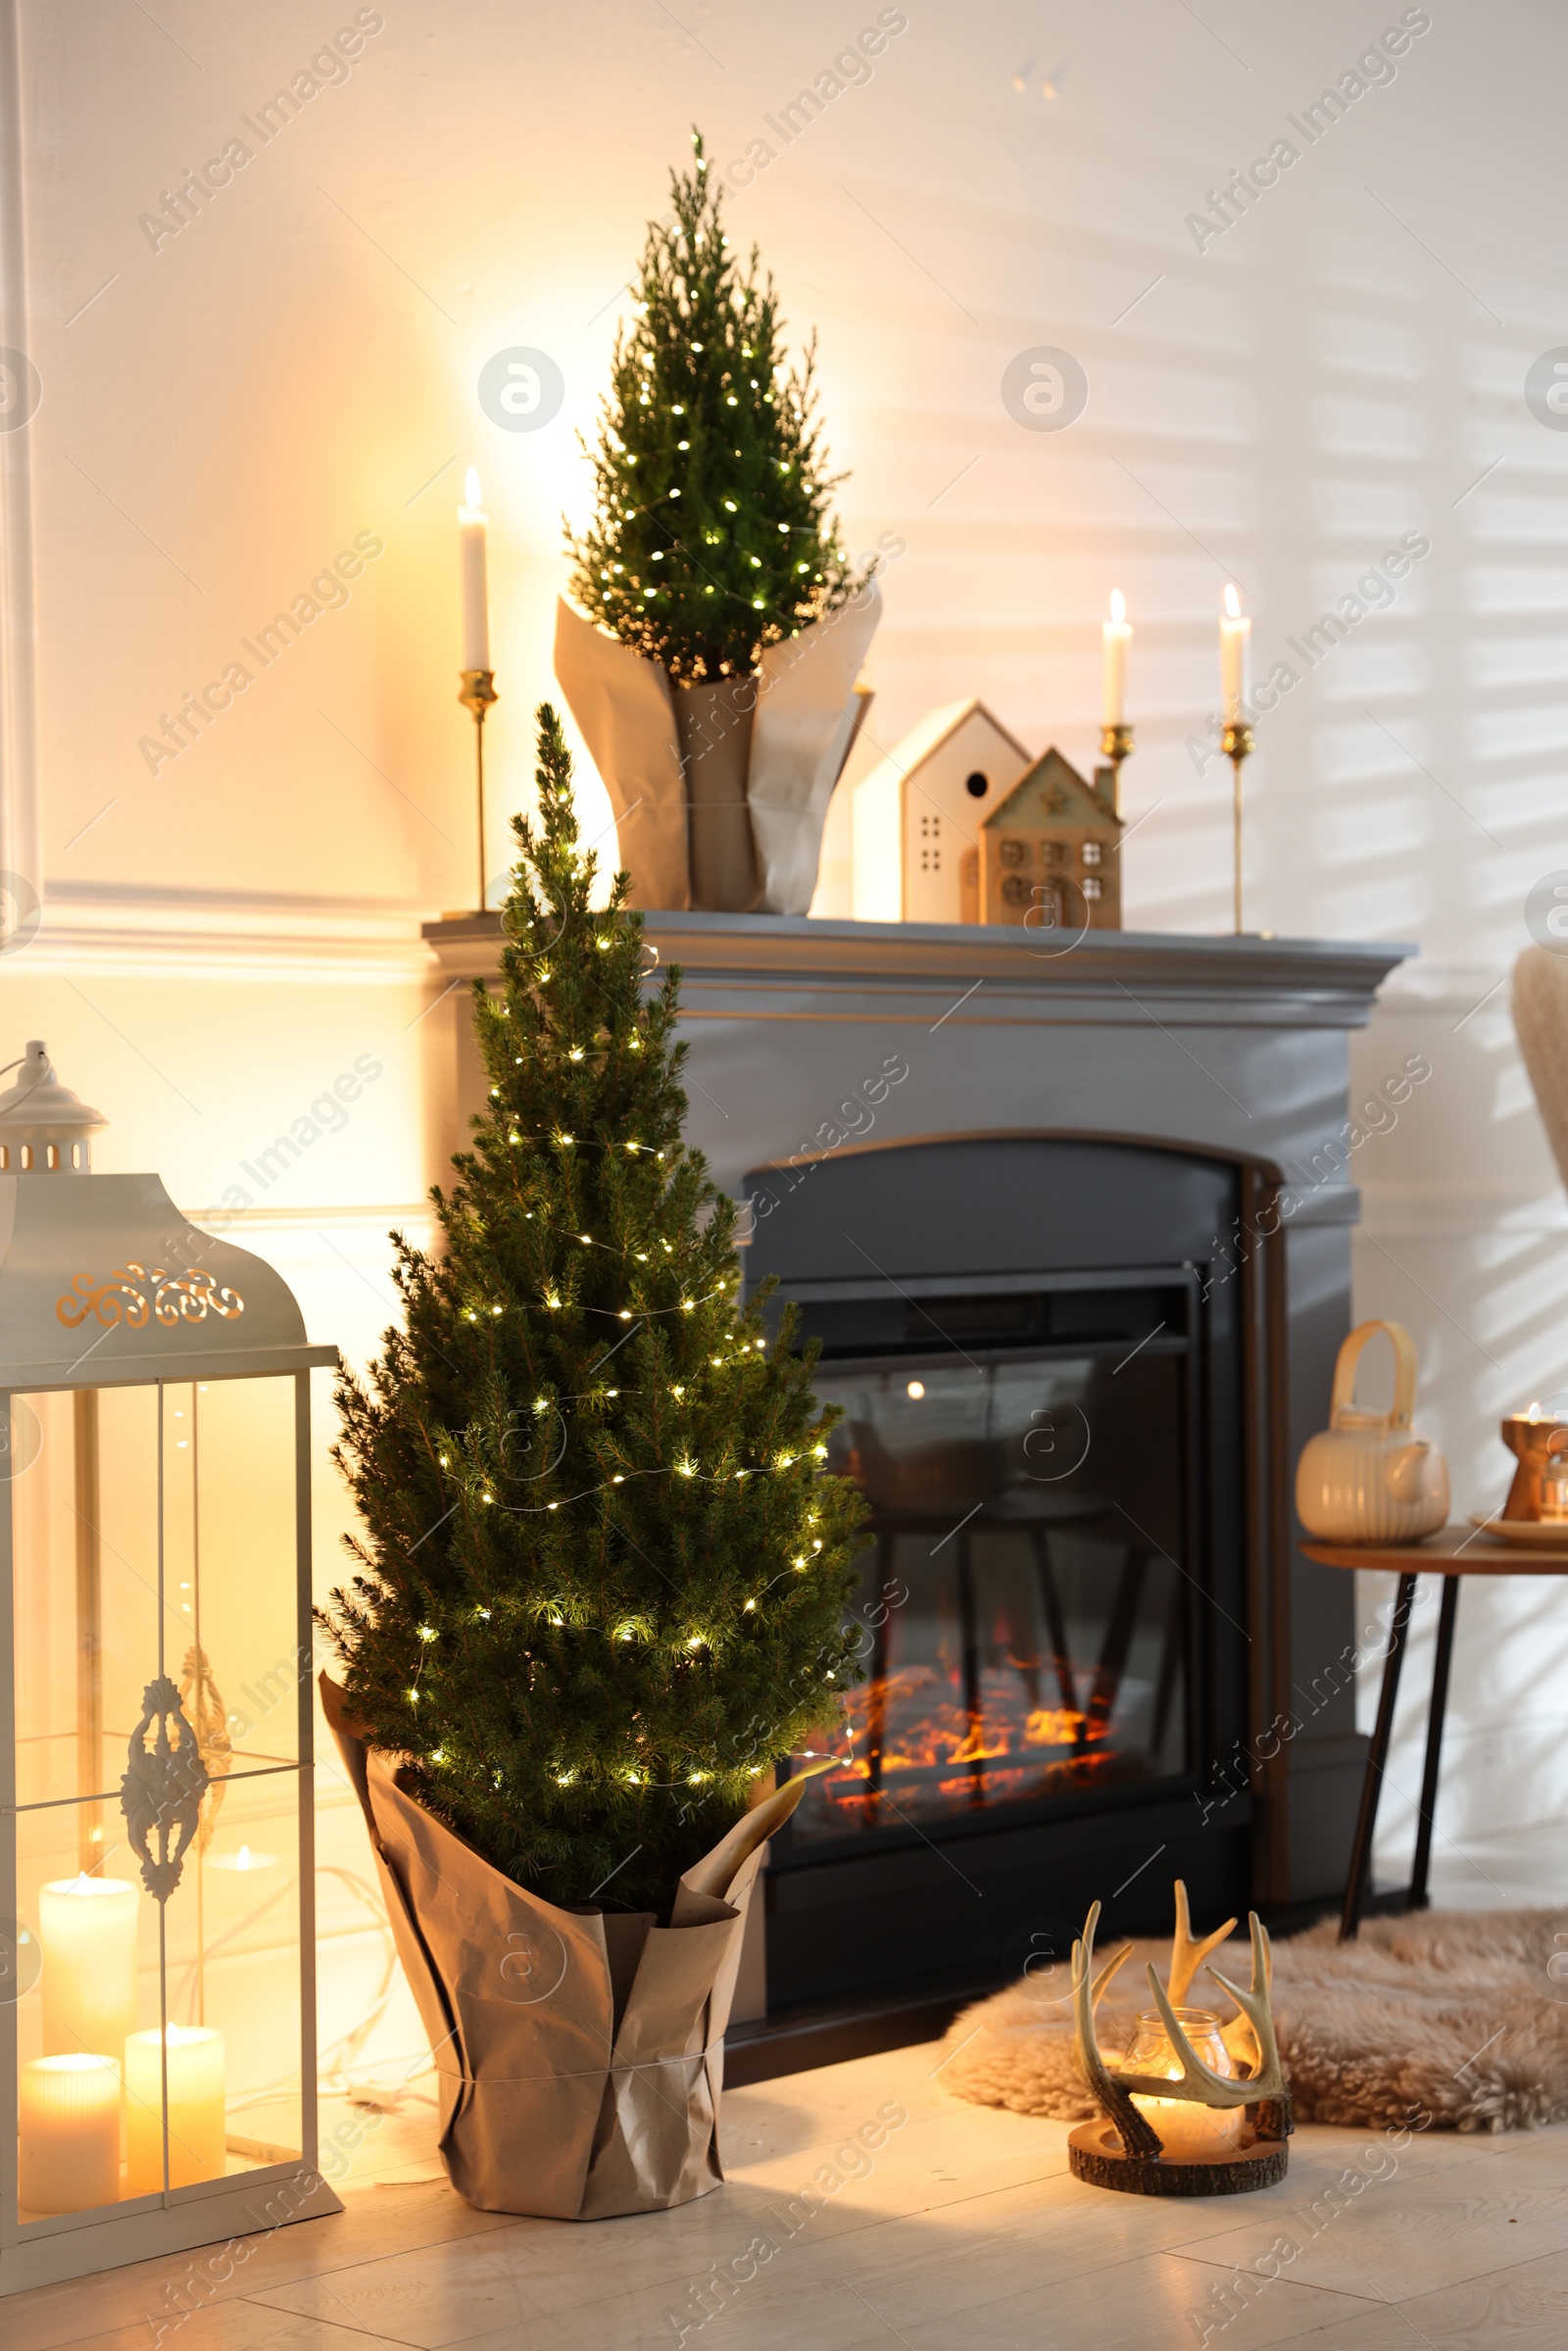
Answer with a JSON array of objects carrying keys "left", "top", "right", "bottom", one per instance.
[{"left": 318, "top": 706, "right": 867, "bottom": 1916}]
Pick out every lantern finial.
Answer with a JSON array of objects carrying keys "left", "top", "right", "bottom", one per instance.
[{"left": 0, "top": 1040, "right": 107, "bottom": 1172}]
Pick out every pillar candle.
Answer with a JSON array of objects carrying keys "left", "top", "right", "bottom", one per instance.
[
  {"left": 1220, "top": 583, "right": 1250, "bottom": 723},
  {"left": 125, "top": 2024, "right": 226, "bottom": 2193},
  {"left": 19, "top": 2054, "right": 122, "bottom": 2213},
  {"left": 1102, "top": 588, "right": 1131, "bottom": 725},
  {"left": 39, "top": 1875, "right": 138, "bottom": 2059},
  {"left": 459, "top": 466, "right": 490, "bottom": 670}
]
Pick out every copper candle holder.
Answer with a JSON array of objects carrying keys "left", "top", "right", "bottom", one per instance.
[{"left": 1501, "top": 1408, "right": 1568, "bottom": 1522}]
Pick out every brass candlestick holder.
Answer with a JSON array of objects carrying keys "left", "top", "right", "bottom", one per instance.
[
  {"left": 459, "top": 666, "right": 499, "bottom": 911},
  {"left": 1222, "top": 719, "right": 1254, "bottom": 934},
  {"left": 1098, "top": 722, "right": 1135, "bottom": 814}
]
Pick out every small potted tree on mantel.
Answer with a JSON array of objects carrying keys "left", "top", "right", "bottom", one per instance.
[
  {"left": 556, "top": 131, "right": 886, "bottom": 915},
  {"left": 318, "top": 706, "right": 867, "bottom": 2220}
]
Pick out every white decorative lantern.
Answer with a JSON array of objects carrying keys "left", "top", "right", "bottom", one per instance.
[{"left": 0, "top": 1042, "right": 340, "bottom": 2293}]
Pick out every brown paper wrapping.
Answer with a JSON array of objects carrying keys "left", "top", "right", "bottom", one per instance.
[
  {"left": 321, "top": 1676, "right": 808, "bottom": 2220},
  {"left": 554, "top": 582, "right": 881, "bottom": 914},
  {"left": 673, "top": 677, "right": 762, "bottom": 913},
  {"left": 551, "top": 602, "right": 691, "bottom": 911}
]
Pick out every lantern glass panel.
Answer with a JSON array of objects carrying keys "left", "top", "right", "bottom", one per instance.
[{"left": 10, "top": 1377, "right": 305, "bottom": 2228}]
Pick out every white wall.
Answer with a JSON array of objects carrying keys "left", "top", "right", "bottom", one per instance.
[{"left": 4, "top": 0, "right": 1566, "bottom": 1913}]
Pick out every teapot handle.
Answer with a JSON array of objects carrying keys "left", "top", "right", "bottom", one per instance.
[{"left": 1330, "top": 1319, "right": 1419, "bottom": 1432}]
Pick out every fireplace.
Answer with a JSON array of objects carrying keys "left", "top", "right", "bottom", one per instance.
[
  {"left": 747, "top": 1133, "right": 1257, "bottom": 2008},
  {"left": 422, "top": 909, "right": 1413, "bottom": 2040},
  {"left": 801, "top": 1302, "right": 1194, "bottom": 1837}
]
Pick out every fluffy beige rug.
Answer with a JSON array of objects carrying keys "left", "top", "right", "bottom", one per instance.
[{"left": 939, "top": 1909, "right": 1568, "bottom": 2133}]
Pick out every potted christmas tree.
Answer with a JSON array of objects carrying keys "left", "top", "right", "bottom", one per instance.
[
  {"left": 555, "top": 130, "right": 886, "bottom": 915},
  {"left": 319, "top": 707, "right": 867, "bottom": 2218}
]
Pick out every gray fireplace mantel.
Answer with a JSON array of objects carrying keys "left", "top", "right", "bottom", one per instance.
[{"left": 423, "top": 912, "right": 1415, "bottom": 1217}]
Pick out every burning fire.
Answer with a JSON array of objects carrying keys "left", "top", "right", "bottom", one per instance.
[{"left": 796, "top": 1664, "right": 1124, "bottom": 1831}]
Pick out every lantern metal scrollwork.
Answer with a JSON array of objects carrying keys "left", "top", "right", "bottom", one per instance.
[
  {"left": 121, "top": 1678, "right": 212, "bottom": 1904},
  {"left": 56, "top": 1266, "right": 246, "bottom": 1331}
]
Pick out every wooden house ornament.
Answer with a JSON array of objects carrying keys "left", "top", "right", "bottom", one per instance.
[
  {"left": 851, "top": 699, "right": 1030, "bottom": 925},
  {"left": 971, "top": 745, "right": 1123, "bottom": 931}
]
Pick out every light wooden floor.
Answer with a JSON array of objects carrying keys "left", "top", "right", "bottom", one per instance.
[{"left": 9, "top": 2037, "right": 1568, "bottom": 2351}]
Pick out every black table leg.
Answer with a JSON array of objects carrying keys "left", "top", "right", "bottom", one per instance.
[
  {"left": 1339, "top": 1570, "right": 1420, "bottom": 1942},
  {"left": 1408, "top": 1575, "right": 1460, "bottom": 1911}
]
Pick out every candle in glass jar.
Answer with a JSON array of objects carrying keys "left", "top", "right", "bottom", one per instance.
[
  {"left": 39, "top": 1875, "right": 138, "bottom": 2060},
  {"left": 19, "top": 2054, "right": 121, "bottom": 2213},
  {"left": 1219, "top": 584, "right": 1250, "bottom": 724},
  {"left": 1125, "top": 2007, "right": 1243, "bottom": 2161},
  {"left": 125, "top": 2024, "right": 226, "bottom": 2193},
  {"left": 458, "top": 466, "right": 490, "bottom": 670},
  {"left": 1102, "top": 588, "right": 1131, "bottom": 726}
]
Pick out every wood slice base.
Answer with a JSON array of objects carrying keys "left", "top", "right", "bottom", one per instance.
[{"left": 1067, "top": 2119, "right": 1289, "bottom": 2196}]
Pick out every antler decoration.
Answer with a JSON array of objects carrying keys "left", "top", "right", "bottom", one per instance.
[
  {"left": 1119, "top": 1914, "right": 1286, "bottom": 2109},
  {"left": 1167, "top": 1878, "right": 1237, "bottom": 2006},
  {"left": 1070, "top": 1888, "right": 1292, "bottom": 2163},
  {"left": 1208, "top": 1917, "right": 1290, "bottom": 2143},
  {"left": 1070, "top": 1899, "right": 1163, "bottom": 2161}
]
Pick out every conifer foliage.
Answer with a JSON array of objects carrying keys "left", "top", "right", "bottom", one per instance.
[
  {"left": 321, "top": 708, "right": 867, "bottom": 1917},
  {"left": 565, "top": 128, "right": 860, "bottom": 684}
]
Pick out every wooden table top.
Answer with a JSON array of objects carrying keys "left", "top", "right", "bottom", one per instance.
[{"left": 1301, "top": 1522, "right": 1568, "bottom": 1574}]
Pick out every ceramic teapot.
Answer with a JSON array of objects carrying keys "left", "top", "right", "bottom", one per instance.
[{"left": 1296, "top": 1319, "right": 1449, "bottom": 1543}]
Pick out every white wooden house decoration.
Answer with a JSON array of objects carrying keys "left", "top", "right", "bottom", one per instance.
[
  {"left": 977, "top": 746, "right": 1123, "bottom": 931},
  {"left": 851, "top": 699, "right": 1029, "bottom": 924},
  {"left": 0, "top": 1042, "right": 340, "bottom": 2295}
]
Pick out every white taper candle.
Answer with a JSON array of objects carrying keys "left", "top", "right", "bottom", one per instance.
[
  {"left": 1220, "top": 583, "right": 1250, "bottom": 724},
  {"left": 459, "top": 466, "right": 490, "bottom": 670},
  {"left": 1102, "top": 588, "right": 1131, "bottom": 726}
]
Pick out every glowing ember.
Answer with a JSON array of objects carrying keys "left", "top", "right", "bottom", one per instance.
[{"left": 790, "top": 1662, "right": 1140, "bottom": 1836}]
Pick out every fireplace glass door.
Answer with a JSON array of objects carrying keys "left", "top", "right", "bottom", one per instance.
[{"left": 786, "top": 1284, "right": 1197, "bottom": 1848}]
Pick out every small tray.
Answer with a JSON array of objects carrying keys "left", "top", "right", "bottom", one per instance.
[{"left": 1468, "top": 1513, "right": 1568, "bottom": 1550}]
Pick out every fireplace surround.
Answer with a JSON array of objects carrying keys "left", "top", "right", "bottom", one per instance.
[{"left": 423, "top": 911, "right": 1413, "bottom": 2025}]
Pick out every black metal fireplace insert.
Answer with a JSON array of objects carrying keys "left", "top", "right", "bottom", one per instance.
[{"left": 744, "top": 1133, "right": 1268, "bottom": 2017}]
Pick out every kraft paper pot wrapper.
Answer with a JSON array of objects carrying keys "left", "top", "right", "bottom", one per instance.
[
  {"left": 553, "top": 582, "right": 880, "bottom": 914},
  {"left": 747, "top": 577, "right": 880, "bottom": 915},
  {"left": 553, "top": 600, "right": 691, "bottom": 913},
  {"left": 321, "top": 1675, "right": 812, "bottom": 2220}
]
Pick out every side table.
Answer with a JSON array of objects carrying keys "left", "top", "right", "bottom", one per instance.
[{"left": 1301, "top": 1522, "right": 1568, "bottom": 1939}]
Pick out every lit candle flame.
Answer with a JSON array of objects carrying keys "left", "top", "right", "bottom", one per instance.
[
  {"left": 1108, "top": 587, "right": 1126, "bottom": 624},
  {"left": 1223, "top": 583, "right": 1242, "bottom": 618},
  {"left": 465, "top": 465, "right": 482, "bottom": 512}
]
